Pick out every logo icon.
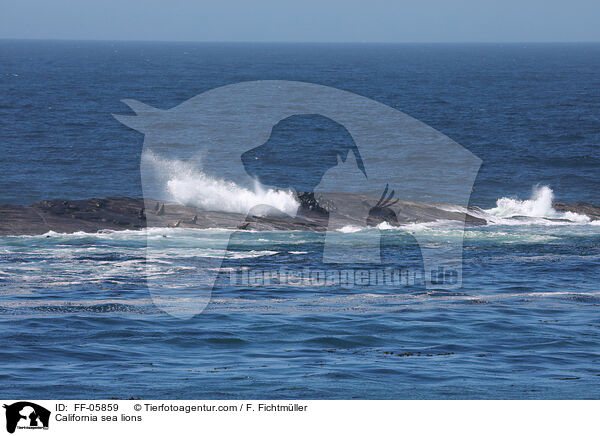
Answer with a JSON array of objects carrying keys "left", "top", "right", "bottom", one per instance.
[{"left": 3, "top": 402, "right": 50, "bottom": 434}]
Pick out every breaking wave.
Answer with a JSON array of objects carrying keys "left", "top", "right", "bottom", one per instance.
[
  {"left": 142, "top": 151, "right": 299, "bottom": 216},
  {"left": 483, "top": 185, "right": 590, "bottom": 223}
]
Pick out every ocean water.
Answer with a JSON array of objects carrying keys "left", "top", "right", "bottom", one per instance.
[{"left": 1, "top": 41, "right": 600, "bottom": 399}]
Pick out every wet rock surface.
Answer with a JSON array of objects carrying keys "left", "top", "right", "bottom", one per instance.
[
  {"left": 0, "top": 197, "right": 145, "bottom": 236},
  {"left": 0, "top": 194, "right": 494, "bottom": 236},
  {"left": 552, "top": 201, "right": 600, "bottom": 220}
]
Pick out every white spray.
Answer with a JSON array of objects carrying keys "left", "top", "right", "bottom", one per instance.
[
  {"left": 142, "top": 151, "right": 299, "bottom": 216},
  {"left": 484, "top": 185, "right": 589, "bottom": 223}
]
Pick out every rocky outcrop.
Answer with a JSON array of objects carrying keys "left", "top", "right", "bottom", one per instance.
[
  {"left": 553, "top": 201, "right": 600, "bottom": 220},
  {"left": 0, "top": 197, "right": 145, "bottom": 236},
  {"left": 0, "top": 194, "right": 488, "bottom": 236}
]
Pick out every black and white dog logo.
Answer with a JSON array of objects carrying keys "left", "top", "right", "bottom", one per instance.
[{"left": 3, "top": 402, "right": 50, "bottom": 434}]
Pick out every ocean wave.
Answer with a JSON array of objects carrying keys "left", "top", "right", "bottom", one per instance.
[
  {"left": 337, "top": 225, "right": 364, "bottom": 233},
  {"left": 438, "top": 185, "right": 598, "bottom": 227},
  {"left": 143, "top": 151, "right": 299, "bottom": 216},
  {"left": 482, "top": 185, "right": 590, "bottom": 223}
]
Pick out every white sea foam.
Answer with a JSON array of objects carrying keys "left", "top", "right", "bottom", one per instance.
[
  {"left": 399, "top": 220, "right": 460, "bottom": 232},
  {"left": 337, "top": 225, "right": 364, "bottom": 233},
  {"left": 143, "top": 151, "right": 299, "bottom": 216},
  {"left": 376, "top": 221, "right": 394, "bottom": 230},
  {"left": 483, "top": 185, "right": 590, "bottom": 223}
]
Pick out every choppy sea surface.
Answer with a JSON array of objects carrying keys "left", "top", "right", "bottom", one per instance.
[{"left": 1, "top": 41, "right": 599, "bottom": 399}]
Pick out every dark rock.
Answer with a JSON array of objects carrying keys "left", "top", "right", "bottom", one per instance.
[
  {"left": 553, "top": 201, "right": 600, "bottom": 220},
  {"left": 0, "top": 197, "right": 146, "bottom": 236},
  {"left": 296, "top": 192, "right": 329, "bottom": 218},
  {"left": 0, "top": 195, "right": 489, "bottom": 236}
]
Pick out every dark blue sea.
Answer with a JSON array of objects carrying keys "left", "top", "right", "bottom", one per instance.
[{"left": 1, "top": 40, "right": 600, "bottom": 399}]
